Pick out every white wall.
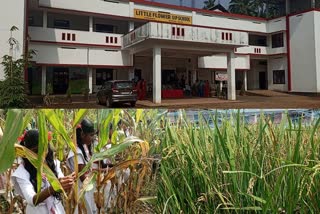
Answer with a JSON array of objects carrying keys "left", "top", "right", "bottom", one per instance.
[
  {"left": 39, "top": 0, "right": 130, "bottom": 17},
  {"left": 267, "top": 17, "right": 286, "bottom": 33},
  {"left": 268, "top": 56, "right": 288, "bottom": 91},
  {"left": 89, "top": 48, "right": 131, "bottom": 66},
  {"left": 199, "top": 54, "right": 250, "bottom": 70},
  {"left": 30, "top": 43, "right": 131, "bottom": 66},
  {"left": 315, "top": 12, "right": 320, "bottom": 92},
  {"left": 0, "top": 0, "right": 26, "bottom": 80},
  {"left": 30, "top": 43, "right": 88, "bottom": 65},
  {"left": 290, "top": 11, "right": 317, "bottom": 92}
]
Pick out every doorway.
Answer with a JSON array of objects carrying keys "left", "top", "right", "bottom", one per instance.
[
  {"left": 134, "top": 69, "right": 142, "bottom": 82},
  {"left": 259, "top": 72, "right": 267, "bottom": 89},
  {"left": 53, "top": 68, "right": 69, "bottom": 94}
]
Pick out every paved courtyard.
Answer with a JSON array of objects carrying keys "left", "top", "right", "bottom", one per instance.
[{"left": 31, "top": 90, "right": 320, "bottom": 109}]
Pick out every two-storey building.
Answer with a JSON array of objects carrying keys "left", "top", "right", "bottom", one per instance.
[{"left": 1, "top": 0, "right": 319, "bottom": 103}]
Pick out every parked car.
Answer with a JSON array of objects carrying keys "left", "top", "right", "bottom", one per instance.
[{"left": 97, "top": 80, "right": 137, "bottom": 107}]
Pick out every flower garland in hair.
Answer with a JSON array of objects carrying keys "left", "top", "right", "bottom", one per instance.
[
  {"left": 47, "top": 131, "right": 53, "bottom": 142},
  {"left": 17, "top": 130, "right": 27, "bottom": 142},
  {"left": 17, "top": 131, "right": 53, "bottom": 142}
]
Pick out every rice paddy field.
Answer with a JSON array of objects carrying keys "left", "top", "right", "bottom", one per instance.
[
  {"left": 157, "top": 109, "right": 320, "bottom": 213},
  {"left": 0, "top": 109, "right": 320, "bottom": 213}
]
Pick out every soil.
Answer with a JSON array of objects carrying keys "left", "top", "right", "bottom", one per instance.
[{"left": 29, "top": 92, "right": 320, "bottom": 109}]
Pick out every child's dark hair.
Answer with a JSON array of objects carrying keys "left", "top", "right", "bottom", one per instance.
[
  {"left": 20, "top": 130, "right": 61, "bottom": 200},
  {"left": 76, "top": 118, "right": 95, "bottom": 161}
]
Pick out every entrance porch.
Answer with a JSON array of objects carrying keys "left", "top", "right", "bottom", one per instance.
[{"left": 122, "top": 22, "right": 249, "bottom": 103}]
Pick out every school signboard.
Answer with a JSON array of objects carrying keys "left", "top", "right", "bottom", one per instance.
[
  {"left": 215, "top": 72, "right": 228, "bottom": 81},
  {"left": 134, "top": 9, "right": 192, "bottom": 25}
]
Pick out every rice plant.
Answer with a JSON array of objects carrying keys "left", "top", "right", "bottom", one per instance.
[{"left": 157, "top": 110, "right": 320, "bottom": 213}]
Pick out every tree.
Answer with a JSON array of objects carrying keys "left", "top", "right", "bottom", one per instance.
[
  {"left": 0, "top": 26, "right": 33, "bottom": 108},
  {"left": 229, "top": 0, "right": 285, "bottom": 18},
  {"left": 229, "top": 0, "right": 257, "bottom": 16},
  {"left": 203, "top": 0, "right": 216, "bottom": 9},
  {"left": 252, "top": 0, "right": 266, "bottom": 17}
]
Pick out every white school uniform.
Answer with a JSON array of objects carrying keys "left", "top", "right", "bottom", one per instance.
[
  {"left": 67, "top": 146, "right": 97, "bottom": 214},
  {"left": 11, "top": 160, "right": 65, "bottom": 214}
]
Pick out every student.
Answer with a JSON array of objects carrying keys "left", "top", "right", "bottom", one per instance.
[
  {"left": 67, "top": 118, "right": 97, "bottom": 214},
  {"left": 11, "top": 130, "right": 75, "bottom": 214}
]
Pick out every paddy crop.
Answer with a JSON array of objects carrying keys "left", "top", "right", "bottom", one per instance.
[{"left": 157, "top": 110, "right": 320, "bottom": 213}]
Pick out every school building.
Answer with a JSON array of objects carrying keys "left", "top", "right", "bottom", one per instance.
[{"left": 0, "top": 0, "right": 320, "bottom": 103}]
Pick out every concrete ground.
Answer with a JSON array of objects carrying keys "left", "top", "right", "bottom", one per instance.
[{"left": 30, "top": 90, "right": 320, "bottom": 109}]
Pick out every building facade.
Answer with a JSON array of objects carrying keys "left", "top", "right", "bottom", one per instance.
[{"left": 0, "top": 0, "right": 319, "bottom": 103}]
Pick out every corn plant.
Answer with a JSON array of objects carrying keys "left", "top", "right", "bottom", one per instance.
[
  {"left": 157, "top": 110, "right": 320, "bottom": 213},
  {"left": 0, "top": 109, "right": 158, "bottom": 214}
]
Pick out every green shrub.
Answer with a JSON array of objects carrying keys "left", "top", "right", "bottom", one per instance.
[{"left": 0, "top": 26, "right": 33, "bottom": 108}]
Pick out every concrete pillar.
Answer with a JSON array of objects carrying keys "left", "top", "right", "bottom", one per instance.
[
  {"left": 311, "top": 0, "right": 316, "bottom": 8},
  {"left": 227, "top": 51, "right": 236, "bottom": 100},
  {"left": 244, "top": 70, "right": 248, "bottom": 91},
  {"left": 192, "top": 69, "right": 197, "bottom": 84},
  {"left": 88, "top": 68, "right": 93, "bottom": 94},
  {"left": 129, "top": 21, "right": 134, "bottom": 32},
  {"left": 92, "top": 68, "right": 96, "bottom": 93},
  {"left": 128, "top": 53, "right": 134, "bottom": 80},
  {"left": 153, "top": 46, "right": 161, "bottom": 104},
  {"left": 43, "top": 10, "right": 47, "bottom": 28},
  {"left": 41, "top": 66, "right": 46, "bottom": 95},
  {"left": 89, "top": 16, "right": 93, "bottom": 32}
]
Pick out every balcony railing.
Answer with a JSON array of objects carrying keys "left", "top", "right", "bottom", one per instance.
[
  {"left": 122, "top": 22, "right": 249, "bottom": 49},
  {"left": 235, "top": 46, "right": 286, "bottom": 55},
  {"left": 29, "top": 27, "right": 123, "bottom": 47}
]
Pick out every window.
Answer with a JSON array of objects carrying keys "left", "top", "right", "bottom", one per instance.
[
  {"left": 273, "top": 70, "right": 285, "bottom": 84},
  {"left": 272, "top": 33, "right": 284, "bottom": 48},
  {"left": 114, "top": 81, "right": 133, "bottom": 89},
  {"left": 95, "top": 24, "right": 114, "bottom": 33},
  {"left": 249, "top": 34, "right": 267, "bottom": 46},
  {"left": 28, "top": 10, "right": 43, "bottom": 27},
  {"left": 96, "top": 69, "right": 113, "bottom": 86},
  {"left": 28, "top": 17, "right": 34, "bottom": 26},
  {"left": 54, "top": 19, "right": 70, "bottom": 29}
]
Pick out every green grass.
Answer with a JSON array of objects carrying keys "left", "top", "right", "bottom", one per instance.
[{"left": 157, "top": 111, "right": 320, "bottom": 213}]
